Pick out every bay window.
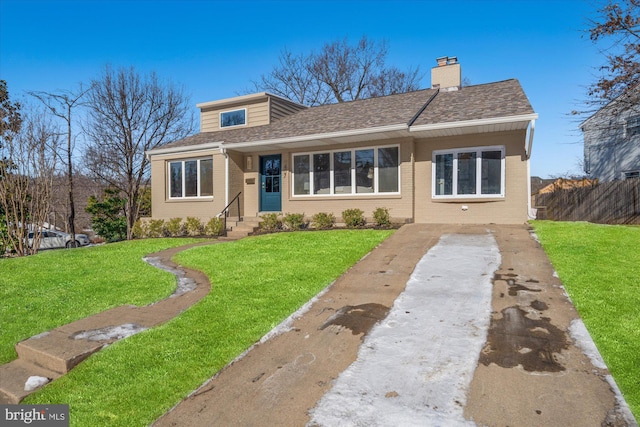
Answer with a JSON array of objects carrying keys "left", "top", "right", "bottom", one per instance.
[
  {"left": 432, "top": 146, "right": 505, "bottom": 198},
  {"left": 292, "top": 145, "right": 400, "bottom": 196},
  {"left": 169, "top": 158, "right": 213, "bottom": 199}
]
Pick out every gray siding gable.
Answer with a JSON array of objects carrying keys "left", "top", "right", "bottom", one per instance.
[{"left": 582, "top": 88, "right": 640, "bottom": 181}]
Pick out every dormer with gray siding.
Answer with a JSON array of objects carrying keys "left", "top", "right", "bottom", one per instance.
[{"left": 197, "top": 92, "right": 307, "bottom": 132}]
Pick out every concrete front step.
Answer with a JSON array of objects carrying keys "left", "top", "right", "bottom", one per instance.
[
  {"left": 224, "top": 217, "right": 262, "bottom": 238},
  {"left": 0, "top": 359, "right": 61, "bottom": 404},
  {"left": 15, "top": 329, "right": 107, "bottom": 375}
]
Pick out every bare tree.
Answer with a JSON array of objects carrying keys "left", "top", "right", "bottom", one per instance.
[
  {"left": 586, "top": 0, "right": 640, "bottom": 110},
  {"left": 370, "top": 66, "right": 422, "bottom": 98},
  {"left": 0, "top": 106, "right": 60, "bottom": 256},
  {"left": 250, "top": 36, "right": 423, "bottom": 106},
  {"left": 251, "top": 49, "right": 331, "bottom": 106},
  {"left": 83, "top": 65, "right": 194, "bottom": 240},
  {"left": 29, "top": 86, "right": 88, "bottom": 245}
]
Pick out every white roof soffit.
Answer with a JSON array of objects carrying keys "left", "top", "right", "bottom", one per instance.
[
  {"left": 146, "top": 141, "right": 222, "bottom": 158},
  {"left": 221, "top": 123, "right": 409, "bottom": 153},
  {"left": 409, "top": 113, "right": 539, "bottom": 138}
]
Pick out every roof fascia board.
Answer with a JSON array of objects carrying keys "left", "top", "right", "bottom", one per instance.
[
  {"left": 146, "top": 141, "right": 222, "bottom": 158},
  {"left": 221, "top": 123, "right": 409, "bottom": 150},
  {"left": 196, "top": 92, "right": 307, "bottom": 110},
  {"left": 409, "top": 113, "right": 539, "bottom": 132},
  {"left": 196, "top": 93, "right": 269, "bottom": 109}
]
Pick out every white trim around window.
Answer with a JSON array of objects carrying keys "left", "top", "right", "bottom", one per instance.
[
  {"left": 168, "top": 157, "right": 214, "bottom": 199},
  {"left": 291, "top": 145, "right": 401, "bottom": 197},
  {"left": 432, "top": 145, "right": 505, "bottom": 199},
  {"left": 219, "top": 108, "right": 247, "bottom": 128},
  {"left": 624, "top": 170, "right": 640, "bottom": 179}
]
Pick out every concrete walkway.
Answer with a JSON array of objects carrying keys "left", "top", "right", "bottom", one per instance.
[
  {"left": 0, "top": 241, "right": 219, "bottom": 404},
  {"left": 154, "top": 224, "right": 637, "bottom": 427}
]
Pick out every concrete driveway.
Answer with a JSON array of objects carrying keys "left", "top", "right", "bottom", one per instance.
[{"left": 154, "top": 224, "right": 637, "bottom": 427}]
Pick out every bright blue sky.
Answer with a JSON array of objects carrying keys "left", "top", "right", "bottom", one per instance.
[{"left": 0, "top": 0, "right": 606, "bottom": 178}]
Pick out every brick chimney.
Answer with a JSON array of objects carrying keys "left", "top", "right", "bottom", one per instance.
[{"left": 431, "top": 56, "right": 461, "bottom": 91}]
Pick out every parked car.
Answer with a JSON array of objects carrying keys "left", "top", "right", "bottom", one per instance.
[{"left": 27, "top": 230, "right": 91, "bottom": 249}]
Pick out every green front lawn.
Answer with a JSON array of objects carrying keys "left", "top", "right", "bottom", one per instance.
[
  {"left": 531, "top": 221, "right": 640, "bottom": 420},
  {"left": 14, "top": 230, "right": 393, "bottom": 426},
  {"left": 0, "top": 238, "right": 206, "bottom": 364}
]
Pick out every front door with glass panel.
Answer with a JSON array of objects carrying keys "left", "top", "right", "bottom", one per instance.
[{"left": 260, "top": 155, "right": 281, "bottom": 211}]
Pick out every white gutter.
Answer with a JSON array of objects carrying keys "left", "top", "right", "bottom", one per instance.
[
  {"left": 145, "top": 141, "right": 222, "bottom": 159},
  {"left": 409, "top": 113, "right": 539, "bottom": 132},
  {"left": 219, "top": 123, "right": 408, "bottom": 150},
  {"left": 526, "top": 119, "right": 536, "bottom": 159}
]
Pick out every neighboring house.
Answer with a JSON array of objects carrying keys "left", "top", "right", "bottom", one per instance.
[
  {"left": 146, "top": 57, "right": 538, "bottom": 225},
  {"left": 581, "top": 87, "right": 640, "bottom": 181}
]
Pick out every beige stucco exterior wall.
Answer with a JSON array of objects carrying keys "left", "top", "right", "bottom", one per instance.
[
  {"left": 414, "top": 130, "right": 529, "bottom": 224},
  {"left": 149, "top": 149, "right": 226, "bottom": 221},
  {"left": 227, "top": 151, "right": 244, "bottom": 218}
]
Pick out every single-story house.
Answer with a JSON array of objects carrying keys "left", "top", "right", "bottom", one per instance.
[{"left": 146, "top": 57, "right": 538, "bottom": 225}]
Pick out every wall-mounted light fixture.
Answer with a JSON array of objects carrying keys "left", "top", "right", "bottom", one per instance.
[{"left": 246, "top": 155, "right": 253, "bottom": 171}]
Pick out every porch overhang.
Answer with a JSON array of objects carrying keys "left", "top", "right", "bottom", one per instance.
[
  {"left": 409, "top": 113, "right": 538, "bottom": 138},
  {"left": 145, "top": 141, "right": 223, "bottom": 158},
  {"left": 219, "top": 123, "right": 409, "bottom": 153},
  {"left": 410, "top": 113, "right": 538, "bottom": 159}
]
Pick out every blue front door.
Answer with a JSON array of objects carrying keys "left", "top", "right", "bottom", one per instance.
[{"left": 260, "top": 155, "right": 282, "bottom": 212}]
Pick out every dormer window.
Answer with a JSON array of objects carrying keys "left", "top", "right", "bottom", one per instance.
[{"left": 220, "top": 108, "right": 246, "bottom": 128}]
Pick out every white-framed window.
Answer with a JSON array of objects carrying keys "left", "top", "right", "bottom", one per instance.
[
  {"left": 292, "top": 145, "right": 400, "bottom": 196},
  {"left": 624, "top": 170, "right": 640, "bottom": 179},
  {"left": 168, "top": 157, "right": 213, "bottom": 199},
  {"left": 220, "top": 108, "right": 246, "bottom": 128},
  {"left": 432, "top": 146, "right": 505, "bottom": 198},
  {"left": 625, "top": 115, "right": 640, "bottom": 138}
]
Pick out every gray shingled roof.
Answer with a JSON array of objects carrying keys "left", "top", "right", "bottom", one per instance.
[
  {"left": 412, "top": 79, "right": 535, "bottom": 125},
  {"left": 160, "top": 79, "right": 534, "bottom": 150}
]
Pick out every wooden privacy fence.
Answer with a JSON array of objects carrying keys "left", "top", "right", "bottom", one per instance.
[{"left": 535, "top": 179, "right": 640, "bottom": 224}]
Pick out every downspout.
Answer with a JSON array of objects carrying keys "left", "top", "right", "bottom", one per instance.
[
  {"left": 220, "top": 146, "right": 229, "bottom": 209},
  {"left": 526, "top": 119, "right": 536, "bottom": 220}
]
